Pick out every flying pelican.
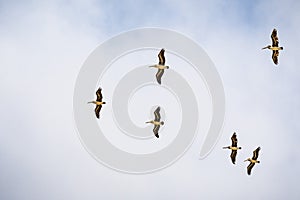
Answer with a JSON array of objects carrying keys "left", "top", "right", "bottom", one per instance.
[
  {"left": 244, "top": 147, "right": 261, "bottom": 175},
  {"left": 262, "top": 28, "right": 284, "bottom": 65},
  {"left": 149, "top": 48, "right": 169, "bottom": 84},
  {"left": 223, "top": 132, "right": 242, "bottom": 164},
  {"left": 88, "top": 87, "right": 106, "bottom": 119},
  {"left": 146, "top": 106, "right": 164, "bottom": 138}
]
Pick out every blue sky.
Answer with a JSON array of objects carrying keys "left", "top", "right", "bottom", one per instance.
[{"left": 1, "top": 0, "right": 300, "bottom": 199}]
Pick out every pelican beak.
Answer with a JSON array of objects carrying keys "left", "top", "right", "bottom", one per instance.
[
  {"left": 244, "top": 159, "right": 248, "bottom": 162},
  {"left": 87, "top": 101, "right": 93, "bottom": 104},
  {"left": 262, "top": 46, "right": 268, "bottom": 50}
]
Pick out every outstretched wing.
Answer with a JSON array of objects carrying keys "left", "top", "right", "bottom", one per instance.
[
  {"left": 247, "top": 162, "right": 255, "bottom": 175},
  {"left": 230, "top": 150, "right": 237, "bottom": 164},
  {"left": 156, "top": 69, "right": 164, "bottom": 85},
  {"left": 158, "top": 49, "right": 165, "bottom": 65},
  {"left": 153, "top": 125, "right": 160, "bottom": 138},
  {"left": 271, "top": 29, "right": 279, "bottom": 47},
  {"left": 94, "top": 105, "right": 102, "bottom": 119},
  {"left": 252, "top": 147, "right": 261, "bottom": 160},
  {"left": 272, "top": 50, "right": 279, "bottom": 65},
  {"left": 231, "top": 132, "right": 238, "bottom": 147},
  {"left": 154, "top": 107, "right": 161, "bottom": 121},
  {"left": 96, "top": 87, "right": 103, "bottom": 102}
]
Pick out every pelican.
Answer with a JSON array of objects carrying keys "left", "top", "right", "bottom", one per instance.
[
  {"left": 223, "top": 132, "right": 242, "bottom": 164},
  {"left": 88, "top": 87, "right": 106, "bottom": 119},
  {"left": 262, "top": 28, "right": 284, "bottom": 65},
  {"left": 244, "top": 147, "right": 261, "bottom": 175},
  {"left": 149, "top": 48, "right": 169, "bottom": 84},
  {"left": 146, "top": 106, "right": 164, "bottom": 138}
]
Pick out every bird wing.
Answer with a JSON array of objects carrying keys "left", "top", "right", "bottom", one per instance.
[
  {"left": 230, "top": 150, "right": 237, "bottom": 164},
  {"left": 95, "top": 105, "right": 102, "bottom": 119},
  {"left": 252, "top": 147, "right": 261, "bottom": 160},
  {"left": 231, "top": 132, "right": 238, "bottom": 147},
  {"left": 158, "top": 49, "right": 165, "bottom": 65},
  {"left": 156, "top": 69, "right": 164, "bottom": 85},
  {"left": 153, "top": 125, "right": 160, "bottom": 138},
  {"left": 96, "top": 87, "right": 103, "bottom": 102},
  {"left": 271, "top": 29, "right": 279, "bottom": 47},
  {"left": 247, "top": 162, "right": 255, "bottom": 175},
  {"left": 272, "top": 50, "right": 279, "bottom": 65},
  {"left": 154, "top": 107, "right": 161, "bottom": 121}
]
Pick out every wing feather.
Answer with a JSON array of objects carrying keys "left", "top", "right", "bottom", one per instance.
[
  {"left": 252, "top": 147, "right": 261, "bottom": 160},
  {"left": 230, "top": 150, "right": 237, "bottom": 164},
  {"left": 96, "top": 88, "right": 103, "bottom": 101},
  {"left": 153, "top": 125, "right": 160, "bottom": 138},
  {"left": 271, "top": 29, "right": 279, "bottom": 47},
  {"left": 154, "top": 107, "right": 161, "bottom": 121},
  {"left": 231, "top": 132, "right": 238, "bottom": 147},
  {"left": 247, "top": 162, "right": 255, "bottom": 175},
  {"left": 158, "top": 49, "right": 165, "bottom": 65},
  {"left": 272, "top": 50, "right": 279, "bottom": 65},
  {"left": 156, "top": 69, "right": 164, "bottom": 85},
  {"left": 95, "top": 105, "right": 102, "bottom": 119}
]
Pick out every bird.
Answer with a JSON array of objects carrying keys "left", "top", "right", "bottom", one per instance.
[
  {"left": 88, "top": 87, "right": 106, "bottom": 119},
  {"left": 244, "top": 147, "right": 261, "bottom": 175},
  {"left": 145, "top": 106, "right": 164, "bottom": 138},
  {"left": 223, "top": 132, "right": 242, "bottom": 164},
  {"left": 262, "top": 28, "right": 284, "bottom": 65},
  {"left": 149, "top": 48, "right": 169, "bottom": 84}
]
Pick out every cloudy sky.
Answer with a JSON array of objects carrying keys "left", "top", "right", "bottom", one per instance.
[{"left": 1, "top": 0, "right": 300, "bottom": 199}]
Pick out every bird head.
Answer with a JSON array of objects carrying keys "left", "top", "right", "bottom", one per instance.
[
  {"left": 262, "top": 45, "right": 271, "bottom": 50},
  {"left": 165, "top": 66, "right": 169, "bottom": 69},
  {"left": 160, "top": 121, "right": 164, "bottom": 125}
]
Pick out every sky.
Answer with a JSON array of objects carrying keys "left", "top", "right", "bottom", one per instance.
[{"left": 1, "top": 0, "right": 300, "bottom": 199}]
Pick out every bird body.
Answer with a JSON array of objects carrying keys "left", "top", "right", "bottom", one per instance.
[
  {"left": 149, "top": 49, "right": 169, "bottom": 84},
  {"left": 223, "top": 132, "right": 242, "bottom": 164},
  {"left": 88, "top": 87, "right": 106, "bottom": 119},
  {"left": 88, "top": 101, "right": 106, "bottom": 106},
  {"left": 149, "top": 64, "right": 169, "bottom": 70},
  {"left": 244, "top": 147, "right": 261, "bottom": 175},
  {"left": 262, "top": 28, "right": 283, "bottom": 65},
  {"left": 146, "top": 107, "right": 164, "bottom": 138}
]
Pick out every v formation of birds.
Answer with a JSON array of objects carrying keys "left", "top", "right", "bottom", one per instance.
[{"left": 87, "top": 28, "right": 283, "bottom": 175}]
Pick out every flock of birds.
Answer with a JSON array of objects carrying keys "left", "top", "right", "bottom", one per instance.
[
  {"left": 223, "top": 133, "right": 261, "bottom": 175},
  {"left": 87, "top": 28, "right": 284, "bottom": 175}
]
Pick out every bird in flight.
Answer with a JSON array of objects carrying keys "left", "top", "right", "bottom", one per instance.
[
  {"left": 223, "top": 132, "right": 242, "bottom": 164},
  {"left": 262, "top": 28, "right": 284, "bottom": 65},
  {"left": 149, "top": 48, "right": 169, "bottom": 84},
  {"left": 244, "top": 147, "right": 261, "bottom": 175},
  {"left": 146, "top": 106, "right": 164, "bottom": 138},
  {"left": 88, "top": 87, "right": 106, "bottom": 119}
]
